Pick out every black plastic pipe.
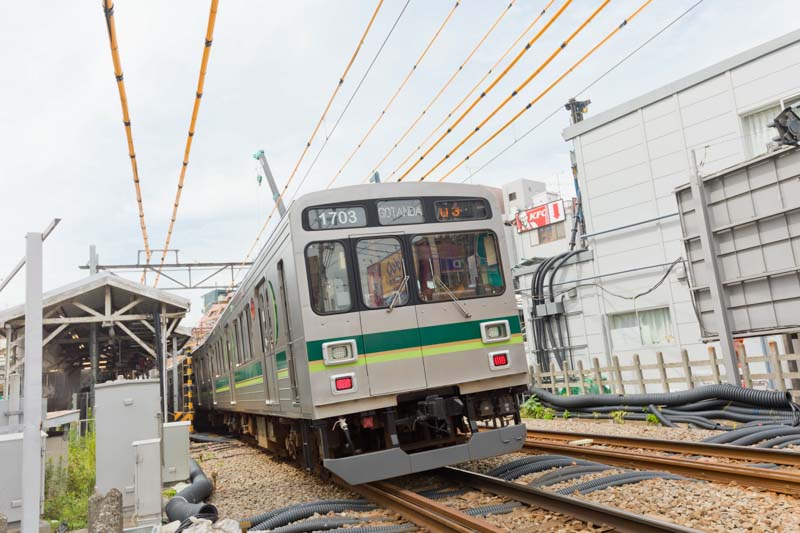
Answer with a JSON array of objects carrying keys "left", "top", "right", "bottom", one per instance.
[
  {"left": 703, "top": 424, "right": 785, "bottom": 444},
  {"left": 165, "top": 458, "right": 218, "bottom": 523},
  {"left": 647, "top": 405, "right": 677, "bottom": 428},
  {"left": 728, "top": 426, "right": 800, "bottom": 447},
  {"left": 532, "top": 385, "right": 793, "bottom": 409}
]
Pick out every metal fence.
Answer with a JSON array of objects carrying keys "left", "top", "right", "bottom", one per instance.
[{"left": 531, "top": 341, "right": 800, "bottom": 398}]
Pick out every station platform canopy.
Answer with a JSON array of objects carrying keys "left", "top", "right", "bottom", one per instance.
[{"left": 0, "top": 272, "right": 191, "bottom": 409}]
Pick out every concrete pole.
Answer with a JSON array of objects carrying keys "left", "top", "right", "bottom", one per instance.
[
  {"left": 22, "top": 232, "right": 43, "bottom": 532},
  {"left": 688, "top": 150, "right": 740, "bottom": 385},
  {"left": 8, "top": 372, "right": 20, "bottom": 427},
  {"left": 172, "top": 337, "right": 179, "bottom": 413},
  {"left": 3, "top": 325, "right": 10, "bottom": 400}
]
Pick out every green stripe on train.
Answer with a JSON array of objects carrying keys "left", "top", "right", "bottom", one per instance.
[{"left": 305, "top": 315, "right": 521, "bottom": 363}]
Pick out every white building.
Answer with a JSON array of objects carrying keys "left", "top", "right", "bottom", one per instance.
[{"left": 540, "top": 29, "right": 800, "bottom": 378}]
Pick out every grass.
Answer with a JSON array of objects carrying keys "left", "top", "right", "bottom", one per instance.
[
  {"left": 520, "top": 396, "right": 556, "bottom": 420},
  {"left": 43, "top": 423, "right": 95, "bottom": 530}
]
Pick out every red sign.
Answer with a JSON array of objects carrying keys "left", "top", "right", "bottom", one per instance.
[{"left": 515, "top": 199, "right": 565, "bottom": 233}]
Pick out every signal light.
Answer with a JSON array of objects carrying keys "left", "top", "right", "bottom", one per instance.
[
  {"left": 768, "top": 107, "right": 800, "bottom": 146},
  {"left": 334, "top": 376, "right": 353, "bottom": 391}
]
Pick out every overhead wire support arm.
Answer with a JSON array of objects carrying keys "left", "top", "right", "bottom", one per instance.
[
  {"left": 419, "top": 0, "right": 613, "bottom": 182},
  {"left": 324, "top": 0, "right": 461, "bottom": 190},
  {"left": 358, "top": 0, "right": 518, "bottom": 185},
  {"left": 154, "top": 0, "right": 219, "bottom": 288},
  {"left": 396, "top": 0, "right": 573, "bottom": 182},
  {"left": 437, "top": 0, "right": 654, "bottom": 183},
  {"left": 101, "top": 0, "right": 152, "bottom": 282}
]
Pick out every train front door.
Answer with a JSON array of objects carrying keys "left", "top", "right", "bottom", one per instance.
[{"left": 351, "top": 234, "right": 427, "bottom": 396}]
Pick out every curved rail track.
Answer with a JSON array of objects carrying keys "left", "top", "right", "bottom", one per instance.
[{"left": 525, "top": 429, "right": 800, "bottom": 495}]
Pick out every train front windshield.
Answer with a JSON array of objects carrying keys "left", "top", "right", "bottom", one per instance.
[{"left": 411, "top": 231, "right": 503, "bottom": 302}]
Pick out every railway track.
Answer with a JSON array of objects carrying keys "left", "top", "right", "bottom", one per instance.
[
  {"left": 338, "top": 469, "right": 699, "bottom": 533},
  {"left": 525, "top": 429, "right": 800, "bottom": 495}
]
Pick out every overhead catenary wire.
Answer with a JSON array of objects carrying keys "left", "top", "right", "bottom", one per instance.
[
  {"left": 324, "top": 0, "right": 462, "bottom": 190},
  {"left": 153, "top": 0, "right": 219, "bottom": 288},
  {"left": 434, "top": 0, "right": 654, "bottom": 183},
  {"left": 358, "top": 0, "right": 518, "bottom": 185},
  {"left": 100, "top": 0, "right": 152, "bottom": 282},
  {"left": 291, "top": 0, "right": 411, "bottom": 199},
  {"left": 395, "top": 0, "right": 574, "bottom": 182},
  {"left": 458, "top": 0, "right": 706, "bottom": 184},
  {"left": 387, "top": 0, "right": 558, "bottom": 182},
  {"left": 239, "top": 1, "right": 391, "bottom": 267},
  {"left": 418, "top": 0, "right": 614, "bottom": 182}
]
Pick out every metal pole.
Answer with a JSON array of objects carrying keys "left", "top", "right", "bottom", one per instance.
[
  {"left": 89, "top": 245, "right": 98, "bottom": 404},
  {"left": 172, "top": 336, "right": 179, "bottom": 413},
  {"left": 688, "top": 150, "right": 740, "bottom": 385},
  {"left": 161, "top": 305, "right": 168, "bottom": 421},
  {"left": 255, "top": 150, "right": 287, "bottom": 217},
  {"left": 3, "top": 325, "right": 11, "bottom": 400},
  {"left": 22, "top": 232, "right": 43, "bottom": 532},
  {"left": 0, "top": 219, "right": 60, "bottom": 296}
]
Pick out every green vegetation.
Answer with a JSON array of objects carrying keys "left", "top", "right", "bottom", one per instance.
[
  {"left": 43, "top": 423, "right": 95, "bottom": 530},
  {"left": 645, "top": 413, "right": 660, "bottom": 425},
  {"left": 561, "top": 409, "right": 571, "bottom": 420},
  {"left": 520, "top": 396, "right": 555, "bottom": 420},
  {"left": 610, "top": 410, "right": 627, "bottom": 425}
]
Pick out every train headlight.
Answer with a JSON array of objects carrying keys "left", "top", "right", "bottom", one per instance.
[
  {"left": 480, "top": 320, "right": 510, "bottom": 343},
  {"left": 322, "top": 339, "right": 358, "bottom": 365}
]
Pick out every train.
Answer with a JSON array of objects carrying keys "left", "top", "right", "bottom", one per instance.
[{"left": 192, "top": 181, "right": 529, "bottom": 484}]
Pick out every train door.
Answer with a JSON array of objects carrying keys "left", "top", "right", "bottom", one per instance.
[
  {"left": 256, "top": 279, "right": 278, "bottom": 404},
  {"left": 276, "top": 260, "right": 300, "bottom": 403},
  {"left": 351, "top": 234, "right": 427, "bottom": 395}
]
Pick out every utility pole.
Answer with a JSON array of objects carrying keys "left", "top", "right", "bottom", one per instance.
[
  {"left": 564, "top": 98, "right": 590, "bottom": 249},
  {"left": 254, "top": 150, "right": 286, "bottom": 217},
  {"left": 89, "top": 245, "right": 98, "bottom": 403},
  {"left": 22, "top": 232, "right": 43, "bottom": 533},
  {"left": 688, "top": 150, "right": 740, "bottom": 385},
  {"left": 172, "top": 336, "right": 179, "bottom": 414}
]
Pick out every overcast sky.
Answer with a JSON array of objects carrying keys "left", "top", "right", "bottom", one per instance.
[{"left": 1, "top": 0, "right": 797, "bottom": 324}]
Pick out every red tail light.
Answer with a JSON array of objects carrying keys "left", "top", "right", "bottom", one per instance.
[
  {"left": 492, "top": 353, "right": 509, "bottom": 367},
  {"left": 334, "top": 376, "right": 353, "bottom": 391}
]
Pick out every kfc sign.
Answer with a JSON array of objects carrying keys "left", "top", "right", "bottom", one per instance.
[{"left": 515, "top": 199, "right": 565, "bottom": 233}]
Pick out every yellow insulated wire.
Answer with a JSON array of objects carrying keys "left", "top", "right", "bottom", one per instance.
[
  {"left": 101, "top": 0, "right": 152, "bottom": 282},
  {"left": 154, "top": 0, "right": 219, "bottom": 288},
  {"left": 281, "top": 0, "right": 385, "bottom": 193},
  {"left": 358, "top": 0, "right": 517, "bottom": 185},
  {"left": 386, "top": 0, "right": 557, "bottom": 183},
  {"left": 324, "top": 0, "right": 461, "bottom": 190},
  {"left": 396, "top": 0, "right": 572, "bottom": 182},
  {"left": 437, "top": 0, "right": 654, "bottom": 183},
  {"left": 240, "top": 1, "right": 387, "bottom": 266},
  {"left": 418, "top": 0, "right": 611, "bottom": 182}
]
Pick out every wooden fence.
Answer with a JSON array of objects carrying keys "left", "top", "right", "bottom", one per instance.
[{"left": 531, "top": 341, "right": 800, "bottom": 398}]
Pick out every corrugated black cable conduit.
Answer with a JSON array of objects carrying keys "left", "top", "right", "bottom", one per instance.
[
  {"left": 532, "top": 385, "right": 793, "bottom": 409},
  {"left": 539, "top": 409, "right": 732, "bottom": 430},
  {"left": 757, "top": 434, "right": 800, "bottom": 448},
  {"left": 250, "top": 502, "right": 377, "bottom": 531},
  {"left": 244, "top": 500, "right": 370, "bottom": 528},
  {"left": 165, "top": 459, "right": 218, "bottom": 524},
  {"left": 529, "top": 465, "right": 612, "bottom": 487},
  {"left": 703, "top": 424, "right": 786, "bottom": 444},
  {"left": 775, "top": 438, "right": 800, "bottom": 449},
  {"left": 328, "top": 526, "right": 416, "bottom": 533},
  {"left": 486, "top": 454, "right": 574, "bottom": 478},
  {"left": 555, "top": 471, "right": 687, "bottom": 495},
  {"left": 647, "top": 404, "right": 677, "bottom": 428},
  {"left": 266, "top": 517, "right": 364, "bottom": 533},
  {"left": 727, "top": 426, "right": 800, "bottom": 447},
  {"left": 465, "top": 502, "right": 523, "bottom": 516},
  {"left": 503, "top": 458, "right": 600, "bottom": 481}
]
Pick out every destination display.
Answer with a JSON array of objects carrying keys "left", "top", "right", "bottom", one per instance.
[
  {"left": 307, "top": 206, "right": 367, "bottom": 230},
  {"left": 434, "top": 199, "right": 489, "bottom": 222},
  {"left": 377, "top": 199, "right": 425, "bottom": 225}
]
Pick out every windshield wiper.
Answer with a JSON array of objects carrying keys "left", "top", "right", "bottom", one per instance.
[
  {"left": 386, "top": 275, "right": 409, "bottom": 313},
  {"left": 428, "top": 259, "right": 471, "bottom": 318}
]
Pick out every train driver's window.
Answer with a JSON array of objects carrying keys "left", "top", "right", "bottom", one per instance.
[
  {"left": 305, "top": 242, "right": 352, "bottom": 314},
  {"left": 411, "top": 231, "right": 504, "bottom": 302},
  {"left": 355, "top": 237, "right": 409, "bottom": 309}
]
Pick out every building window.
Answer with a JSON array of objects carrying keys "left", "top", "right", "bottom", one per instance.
[
  {"left": 609, "top": 307, "right": 673, "bottom": 350},
  {"left": 742, "top": 104, "right": 780, "bottom": 158},
  {"left": 538, "top": 221, "right": 565, "bottom": 244},
  {"left": 508, "top": 192, "right": 517, "bottom": 201}
]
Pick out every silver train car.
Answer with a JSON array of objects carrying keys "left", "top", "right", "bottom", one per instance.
[{"left": 193, "top": 182, "right": 529, "bottom": 484}]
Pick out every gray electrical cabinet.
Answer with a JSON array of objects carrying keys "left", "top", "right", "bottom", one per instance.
[
  {"left": 0, "top": 431, "right": 46, "bottom": 524},
  {"left": 162, "top": 421, "right": 190, "bottom": 483},
  {"left": 95, "top": 379, "right": 160, "bottom": 510}
]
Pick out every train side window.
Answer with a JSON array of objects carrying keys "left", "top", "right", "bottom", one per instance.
[
  {"left": 355, "top": 237, "right": 409, "bottom": 309},
  {"left": 224, "top": 326, "right": 233, "bottom": 369},
  {"left": 244, "top": 308, "right": 255, "bottom": 361},
  {"left": 305, "top": 241, "right": 352, "bottom": 314},
  {"left": 234, "top": 318, "right": 244, "bottom": 365}
]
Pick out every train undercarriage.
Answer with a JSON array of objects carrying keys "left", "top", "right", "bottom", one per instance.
[{"left": 200, "top": 385, "right": 527, "bottom": 484}]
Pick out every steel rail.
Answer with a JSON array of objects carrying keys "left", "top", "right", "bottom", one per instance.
[
  {"left": 524, "top": 438, "right": 800, "bottom": 496},
  {"left": 440, "top": 467, "right": 699, "bottom": 533},
  {"left": 340, "top": 478, "right": 502, "bottom": 533},
  {"left": 527, "top": 428, "right": 800, "bottom": 466}
]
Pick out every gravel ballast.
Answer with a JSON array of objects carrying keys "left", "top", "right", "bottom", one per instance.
[{"left": 523, "top": 417, "right": 723, "bottom": 441}]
